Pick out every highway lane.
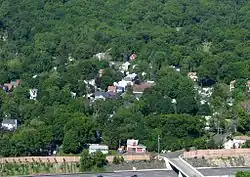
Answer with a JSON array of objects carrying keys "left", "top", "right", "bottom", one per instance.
[
  {"left": 26, "top": 171, "right": 176, "bottom": 177},
  {"left": 23, "top": 167, "right": 250, "bottom": 177}
]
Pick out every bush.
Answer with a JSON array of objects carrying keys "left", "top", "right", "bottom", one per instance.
[
  {"left": 112, "top": 156, "right": 124, "bottom": 165},
  {"left": 80, "top": 150, "right": 107, "bottom": 172},
  {"left": 236, "top": 171, "right": 250, "bottom": 177}
]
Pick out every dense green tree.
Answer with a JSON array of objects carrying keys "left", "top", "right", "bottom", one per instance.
[{"left": 1, "top": 0, "right": 250, "bottom": 157}]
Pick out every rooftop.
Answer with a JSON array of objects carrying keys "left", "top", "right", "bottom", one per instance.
[
  {"left": 2, "top": 119, "right": 17, "bottom": 125},
  {"left": 234, "top": 136, "right": 250, "bottom": 141},
  {"left": 133, "top": 83, "right": 153, "bottom": 93}
]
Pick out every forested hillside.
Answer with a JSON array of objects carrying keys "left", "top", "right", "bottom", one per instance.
[{"left": 0, "top": 0, "right": 250, "bottom": 156}]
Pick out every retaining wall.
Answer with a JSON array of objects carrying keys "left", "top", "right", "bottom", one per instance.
[
  {"left": 0, "top": 154, "right": 150, "bottom": 164},
  {"left": 184, "top": 148, "right": 250, "bottom": 158}
]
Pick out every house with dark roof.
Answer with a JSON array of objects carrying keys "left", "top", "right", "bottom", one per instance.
[
  {"left": 132, "top": 82, "right": 153, "bottom": 95},
  {"left": 94, "top": 91, "right": 107, "bottom": 100},
  {"left": 94, "top": 90, "right": 118, "bottom": 101},
  {"left": 1, "top": 119, "right": 20, "bottom": 130}
]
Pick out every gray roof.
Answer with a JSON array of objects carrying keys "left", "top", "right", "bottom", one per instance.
[
  {"left": 94, "top": 91, "right": 108, "bottom": 98},
  {"left": 2, "top": 119, "right": 17, "bottom": 125}
]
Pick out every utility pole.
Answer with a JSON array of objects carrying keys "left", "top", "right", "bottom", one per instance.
[{"left": 157, "top": 135, "right": 160, "bottom": 160}]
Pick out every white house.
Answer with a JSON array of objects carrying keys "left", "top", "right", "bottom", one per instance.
[
  {"left": 124, "top": 73, "right": 137, "bottom": 82},
  {"left": 1, "top": 119, "right": 19, "bottom": 130},
  {"left": 230, "top": 80, "right": 236, "bottom": 91},
  {"left": 89, "top": 144, "right": 109, "bottom": 154},
  {"left": 114, "top": 80, "right": 132, "bottom": 93},
  {"left": 119, "top": 61, "right": 130, "bottom": 72},
  {"left": 84, "top": 79, "right": 97, "bottom": 90},
  {"left": 70, "top": 91, "right": 76, "bottom": 98},
  {"left": 224, "top": 136, "right": 250, "bottom": 149},
  {"left": 93, "top": 49, "right": 112, "bottom": 60},
  {"left": 29, "top": 89, "right": 38, "bottom": 100}
]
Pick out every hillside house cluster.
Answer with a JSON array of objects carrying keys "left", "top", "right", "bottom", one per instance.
[{"left": 85, "top": 51, "right": 153, "bottom": 102}]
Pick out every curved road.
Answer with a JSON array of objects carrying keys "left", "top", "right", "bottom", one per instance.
[{"left": 25, "top": 167, "right": 250, "bottom": 177}]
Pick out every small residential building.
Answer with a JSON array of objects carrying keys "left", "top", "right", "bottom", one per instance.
[
  {"left": 99, "top": 69, "right": 104, "bottom": 77},
  {"left": 115, "top": 80, "right": 131, "bottom": 93},
  {"left": 246, "top": 80, "right": 250, "bottom": 92},
  {"left": 129, "top": 53, "right": 137, "bottom": 61},
  {"left": 70, "top": 91, "right": 76, "bottom": 98},
  {"left": 230, "top": 80, "right": 236, "bottom": 91},
  {"left": 2, "top": 79, "right": 21, "bottom": 92},
  {"left": 120, "top": 62, "right": 130, "bottom": 72},
  {"left": 133, "top": 82, "right": 153, "bottom": 94},
  {"left": 126, "top": 139, "right": 147, "bottom": 153},
  {"left": 93, "top": 49, "right": 112, "bottom": 60},
  {"left": 188, "top": 72, "right": 198, "bottom": 82},
  {"left": 116, "top": 86, "right": 125, "bottom": 93},
  {"left": 94, "top": 91, "right": 108, "bottom": 100},
  {"left": 108, "top": 86, "right": 116, "bottom": 93},
  {"left": 1, "top": 119, "right": 19, "bottom": 130},
  {"left": 3, "top": 83, "right": 13, "bottom": 92},
  {"left": 89, "top": 144, "right": 109, "bottom": 154},
  {"left": 29, "top": 89, "right": 38, "bottom": 100},
  {"left": 10, "top": 79, "right": 21, "bottom": 88},
  {"left": 124, "top": 73, "right": 137, "bottom": 82}
]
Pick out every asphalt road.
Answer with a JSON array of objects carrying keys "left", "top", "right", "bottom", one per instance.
[
  {"left": 26, "top": 171, "right": 176, "bottom": 177},
  {"left": 23, "top": 167, "right": 250, "bottom": 177},
  {"left": 22, "top": 167, "right": 250, "bottom": 177}
]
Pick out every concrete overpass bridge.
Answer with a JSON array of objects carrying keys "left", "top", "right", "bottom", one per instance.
[{"left": 161, "top": 151, "right": 204, "bottom": 177}]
